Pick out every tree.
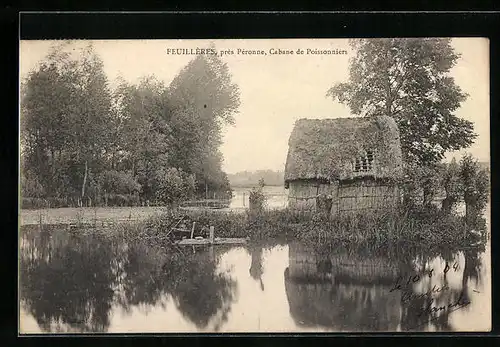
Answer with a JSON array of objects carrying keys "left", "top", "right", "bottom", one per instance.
[
  {"left": 440, "top": 158, "right": 461, "bottom": 215},
  {"left": 20, "top": 42, "right": 239, "bottom": 207},
  {"left": 114, "top": 76, "right": 173, "bottom": 202},
  {"left": 70, "top": 44, "right": 115, "bottom": 204},
  {"left": 21, "top": 43, "right": 115, "bottom": 204},
  {"left": 258, "top": 178, "right": 265, "bottom": 188},
  {"left": 167, "top": 51, "right": 240, "bottom": 196},
  {"left": 459, "top": 154, "right": 489, "bottom": 227},
  {"left": 327, "top": 38, "right": 476, "bottom": 166}
]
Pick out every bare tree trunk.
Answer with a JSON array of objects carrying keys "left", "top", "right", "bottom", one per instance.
[
  {"left": 422, "top": 183, "right": 434, "bottom": 207},
  {"left": 465, "top": 199, "right": 478, "bottom": 227},
  {"left": 81, "top": 160, "right": 88, "bottom": 201},
  {"left": 441, "top": 197, "right": 453, "bottom": 215}
]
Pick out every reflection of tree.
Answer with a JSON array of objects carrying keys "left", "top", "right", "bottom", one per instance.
[
  {"left": 116, "top": 243, "right": 238, "bottom": 331},
  {"left": 399, "top": 248, "right": 483, "bottom": 332},
  {"left": 166, "top": 248, "right": 238, "bottom": 331},
  {"left": 248, "top": 244, "right": 264, "bottom": 291},
  {"left": 462, "top": 248, "right": 483, "bottom": 290},
  {"left": 20, "top": 225, "right": 238, "bottom": 333},
  {"left": 117, "top": 242, "right": 168, "bottom": 311},
  {"left": 19, "top": 226, "right": 116, "bottom": 332}
]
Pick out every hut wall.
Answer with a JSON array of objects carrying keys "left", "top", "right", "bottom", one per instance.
[
  {"left": 287, "top": 181, "right": 319, "bottom": 211},
  {"left": 288, "top": 243, "right": 401, "bottom": 284},
  {"left": 332, "top": 180, "right": 400, "bottom": 216},
  {"left": 288, "top": 253, "right": 320, "bottom": 278},
  {"left": 288, "top": 242, "right": 333, "bottom": 280},
  {"left": 329, "top": 254, "right": 401, "bottom": 283},
  {"left": 288, "top": 179, "right": 401, "bottom": 215}
]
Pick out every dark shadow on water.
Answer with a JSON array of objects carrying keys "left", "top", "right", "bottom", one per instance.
[
  {"left": 19, "top": 225, "right": 238, "bottom": 333},
  {"left": 19, "top": 225, "right": 116, "bottom": 332},
  {"left": 19, "top": 223, "right": 487, "bottom": 333},
  {"left": 284, "top": 241, "right": 485, "bottom": 332},
  {"left": 248, "top": 244, "right": 265, "bottom": 291}
]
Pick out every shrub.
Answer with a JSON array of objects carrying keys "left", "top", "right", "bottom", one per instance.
[
  {"left": 111, "top": 203, "right": 486, "bottom": 250},
  {"left": 248, "top": 187, "right": 267, "bottom": 214},
  {"left": 459, "top": 154, "right": 489, "bottom": 227},
  {"left": 100, "top": 170, "right": 141, "bottom": 196},
  {"left": 20, "top": 173, "right": 45, "bottom": 199},
  {"left": 401, "top": 162, "right": 441, "bottom": 207},
  {"left": 154, "top": 167, "right": 189, "bottom": 205},
  {"left": 439, "top": 158, "right": 462, "bottom": 215}
]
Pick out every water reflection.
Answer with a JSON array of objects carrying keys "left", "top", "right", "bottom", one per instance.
[
  {"left": 19, "top": 225, "right": 237, "bottom": 333},
  {"left": 248, "top": 244, "right": 265, "bottom": 291},
  {"left": 284, "top": 243, "right": 403, "bottom": 331},
  {"left": 19, "top": 225, "right": 488, "bottom": 333},
  {"left": 20, "top": 226, "right": 116, "bottom": 332},
  {"left": 284, "top": 242, "right": 486, "bottom": 332}
]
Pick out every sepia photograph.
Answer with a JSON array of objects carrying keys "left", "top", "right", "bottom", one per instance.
[{"left": 18, "top": 38, "right": 490, "bottom": 333}]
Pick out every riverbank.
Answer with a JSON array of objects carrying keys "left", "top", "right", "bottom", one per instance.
[
  {"left": 21, "top": 205, "right": 488, "bottom": 251},
  {"left": 19, "top": 206, "right": 168, "bottom": 226}
]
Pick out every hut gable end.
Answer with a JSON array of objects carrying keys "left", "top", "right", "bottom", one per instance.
[{"left": 284, "top": 116, "right": 403, "bottom": 184}]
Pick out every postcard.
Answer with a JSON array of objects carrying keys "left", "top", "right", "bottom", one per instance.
[{"left": 19, "top": 38, "right": 490, "bottom": 333}]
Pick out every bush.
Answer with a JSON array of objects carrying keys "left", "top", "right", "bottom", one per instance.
[
  {"left": 21, "top": 197, "right": 48, "bottom": 209},
  {"left": 439, "top": 158, "right": 461, "bottom": 215},
  {"left": 20, "top": 173, "right": 45, "bottom": 198},
  {"left": 100, "top": 170, "right": 141, "bottom": 196},
  {"left": 21, "top": 196, "right": 71, "bottom": 209},
  {"left": 154, "top": 167, "right": 189, "bottom": 205},
  {"left": 459, "top": 154, "right": 489, "bottom": 226},
  {"left": 401, "top": 162, "right": 441, "bottom": 207},
  {"left": 248, "top": 186, "right": 267, "bottom": 213},
  {"left": 104, "top": 202, "right": 486, "bottom": 251}
]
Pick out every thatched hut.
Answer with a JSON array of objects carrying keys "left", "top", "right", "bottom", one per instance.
[
  {"left": 287, "top": 243, "right": 402, "bottom": 284},
  {"left": 284, "top": 116, "right": 403, "bottom": 215}
]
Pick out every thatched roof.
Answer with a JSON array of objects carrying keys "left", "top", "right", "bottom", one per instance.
[{"left": 284, "top": 116, "right": 403, "bottom": 184}]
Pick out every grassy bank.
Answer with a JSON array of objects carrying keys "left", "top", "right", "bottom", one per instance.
[{"left": 73, "top": 205, "right": 488, "bottom": 250}]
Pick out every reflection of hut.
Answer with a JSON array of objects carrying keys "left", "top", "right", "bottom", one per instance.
[
  {"left": 285, "top": 243, "right": 402, "bottom": 331},
  {"left": 284, "top": 116, "right": 403, "bottom": 216},
  {"left": 288, "top": 243, "right": 401, "bottom": 284}
]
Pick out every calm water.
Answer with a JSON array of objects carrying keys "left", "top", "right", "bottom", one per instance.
[
  {"left": 230, "top": 186, "right": 288, "bottom": 210},
  {"left": 19, "top": 223, "right": 490, "bottom": 333}
]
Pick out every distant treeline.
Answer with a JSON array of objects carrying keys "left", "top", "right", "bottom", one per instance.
[
  {"left": 20, "top": 43, "right": 240, "bottom": 209},
  {"left": 228, "top": 170, "right": 285, "bottom": 187}
]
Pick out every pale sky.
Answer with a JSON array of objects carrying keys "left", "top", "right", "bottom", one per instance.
[{"left": 19, "top": 38, "right": 490, "bottom": 174}]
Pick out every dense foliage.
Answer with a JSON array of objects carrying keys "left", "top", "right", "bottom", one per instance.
[
  {"left": 20, "top": 43, "right": 239, "bottom": 208},
  {"left": 327, "top": 38, "right": 475, "bottom": 166},
  {"left": 327, "top": 39, "right": 479, "bottom": 205}
]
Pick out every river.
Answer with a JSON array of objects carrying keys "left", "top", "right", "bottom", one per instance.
[
  {"left": 19, "top": 209, "right": 490, "bottom": 333},
  {"left": 229, "top": 185, "right": 288, "bottom": 210}
]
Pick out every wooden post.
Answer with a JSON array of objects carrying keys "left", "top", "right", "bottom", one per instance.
[
  {"left": 81, "top": 160, "right": 88, "bottom": 202},
  {"left": 190, "top": 222, "right": 196, "bottom": 239},
  {"left": 243, "top": 193, "right": 245, "bottom": 207},
  {"left": 38, "top": 211, "right": 43, "bottom": 232},
  {"left": 209, "top": 226, "right": 215, "bottom": 244}
]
